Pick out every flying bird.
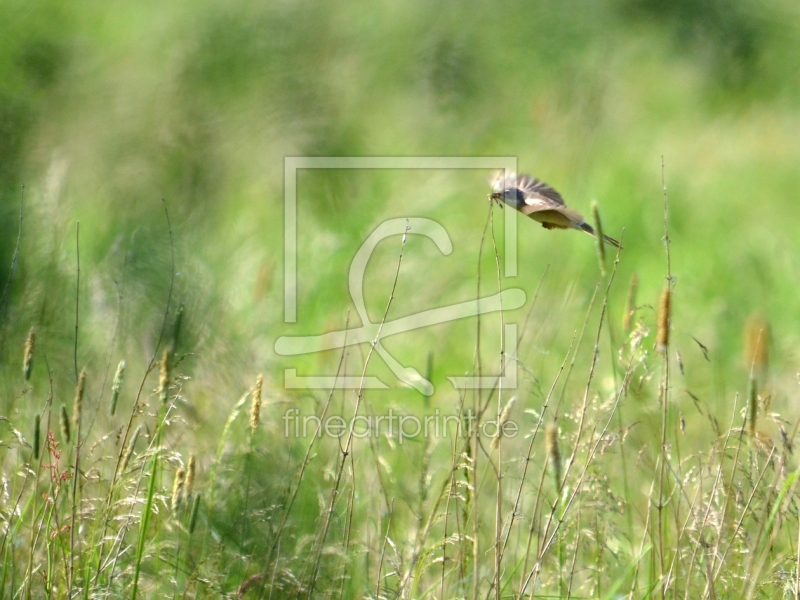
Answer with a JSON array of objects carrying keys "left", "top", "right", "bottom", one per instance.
[{"left": 488, "top": 171, "right": 621, "bottom": 248}]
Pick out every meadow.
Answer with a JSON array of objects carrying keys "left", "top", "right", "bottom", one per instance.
[{"left": 2, "top": 0, "right": 800, "bottom": 597}]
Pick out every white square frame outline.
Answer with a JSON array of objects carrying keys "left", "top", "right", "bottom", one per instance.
[
  {"left": 284, "top": 156, "right": 518, "bottom": 323},
  {"left": 282, "top": 156, "right": 519, "bottom": 391}
]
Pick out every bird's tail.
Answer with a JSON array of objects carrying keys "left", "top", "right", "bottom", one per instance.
[
  {"left": 579, "top": 223, "right": 622, "bottom": 249},
  {"left": 602, "top": 233, "right": 622, "bottom": 249}
]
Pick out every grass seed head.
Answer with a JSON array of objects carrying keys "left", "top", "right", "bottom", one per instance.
[
  {"left": 591, "top": 201, "right": 606, "bottom": 276},
  {"left": 23, "top": 328, "right": 36, "bottom": 381},
  {"left": 498, "top": 396, "right": 516, "bottom": 428},
  {"left": 184, "top": 455, "right": 196, "bottom": 501},
  {"left": 159, "top": 347, "right": 171, "bottom": 404},
  {"left": 250, "top": 374, "right": 263, "bottom": 431},
  {"left": 33, "top": 414, "right": 41, "bottom": 460},
  {"left": 60, "top": 404, "right": 71, "bottom": 443},
  {"left": 110, "top": 360, "right": 125, "bottom": 416},
  {"left": 73, "top": 368, "right": 86, "bottom": 431},
  {"left": 491, "top": 397, "right": 516, "bottom": 450},
  {"left": 656, "top": 286, "right": 671, "bottom": 353},
  {"left": 172, "top": 468, "right": 186, "bottom": 509},
  {"left": 748, "top": 374, "right": 758, "bottom": 438},
  {"left": 546, "top": 423, "right": 562, "bottom": 492}
]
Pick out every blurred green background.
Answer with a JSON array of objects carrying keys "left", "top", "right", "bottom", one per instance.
[
  {"left": 4, "top": 0, "right": 800, "bottom": 595},
  {"left": 2, "top": 0, "right": 800, "bottom": 460}
]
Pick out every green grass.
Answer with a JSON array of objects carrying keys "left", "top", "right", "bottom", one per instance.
[
  {"left": 2, "top": 0, "right": 800, "bottom": 597},
  {"left": 1, "top": 203, "right": 797, "bottom": 597}
]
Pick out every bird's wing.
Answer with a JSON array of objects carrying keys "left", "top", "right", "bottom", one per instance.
[
  {"left": 517, "top": 175, "right": 566, "bottom": 207},
  {"left": 488, "top": 170, "right": 517, "bottom": 193}
]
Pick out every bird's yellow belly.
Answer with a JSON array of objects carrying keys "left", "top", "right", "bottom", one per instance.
[{"left": 528, "top": 209, "right": 573, "bottom": 230}]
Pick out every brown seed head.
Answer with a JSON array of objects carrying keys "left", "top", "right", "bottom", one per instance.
[
  {"left": 159, "top": 348, "right": 171, "bottom": 404},
  {"left": 171, "top": 468, "right": 186, "bottom": 509},
  {"left": 545, "top": 423, "right": 562, "bottom": 492},
  {"left": 184, "top": 455, "right": 196, "bottom": 501},
  {"left": 656, "top": 286, "right": 671, "bottom": 352},
  {"left": 490, "top": 397, "right": 516, "bottom": 451},
  {"left": 250, "top": 374, "right": 263, "bottom": 431},
  {"left": 73, "top": 368, "right": 86, "bottom": 431},
  {"left": 23, "top": 328, "right": 36, "bottom": 381}
]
